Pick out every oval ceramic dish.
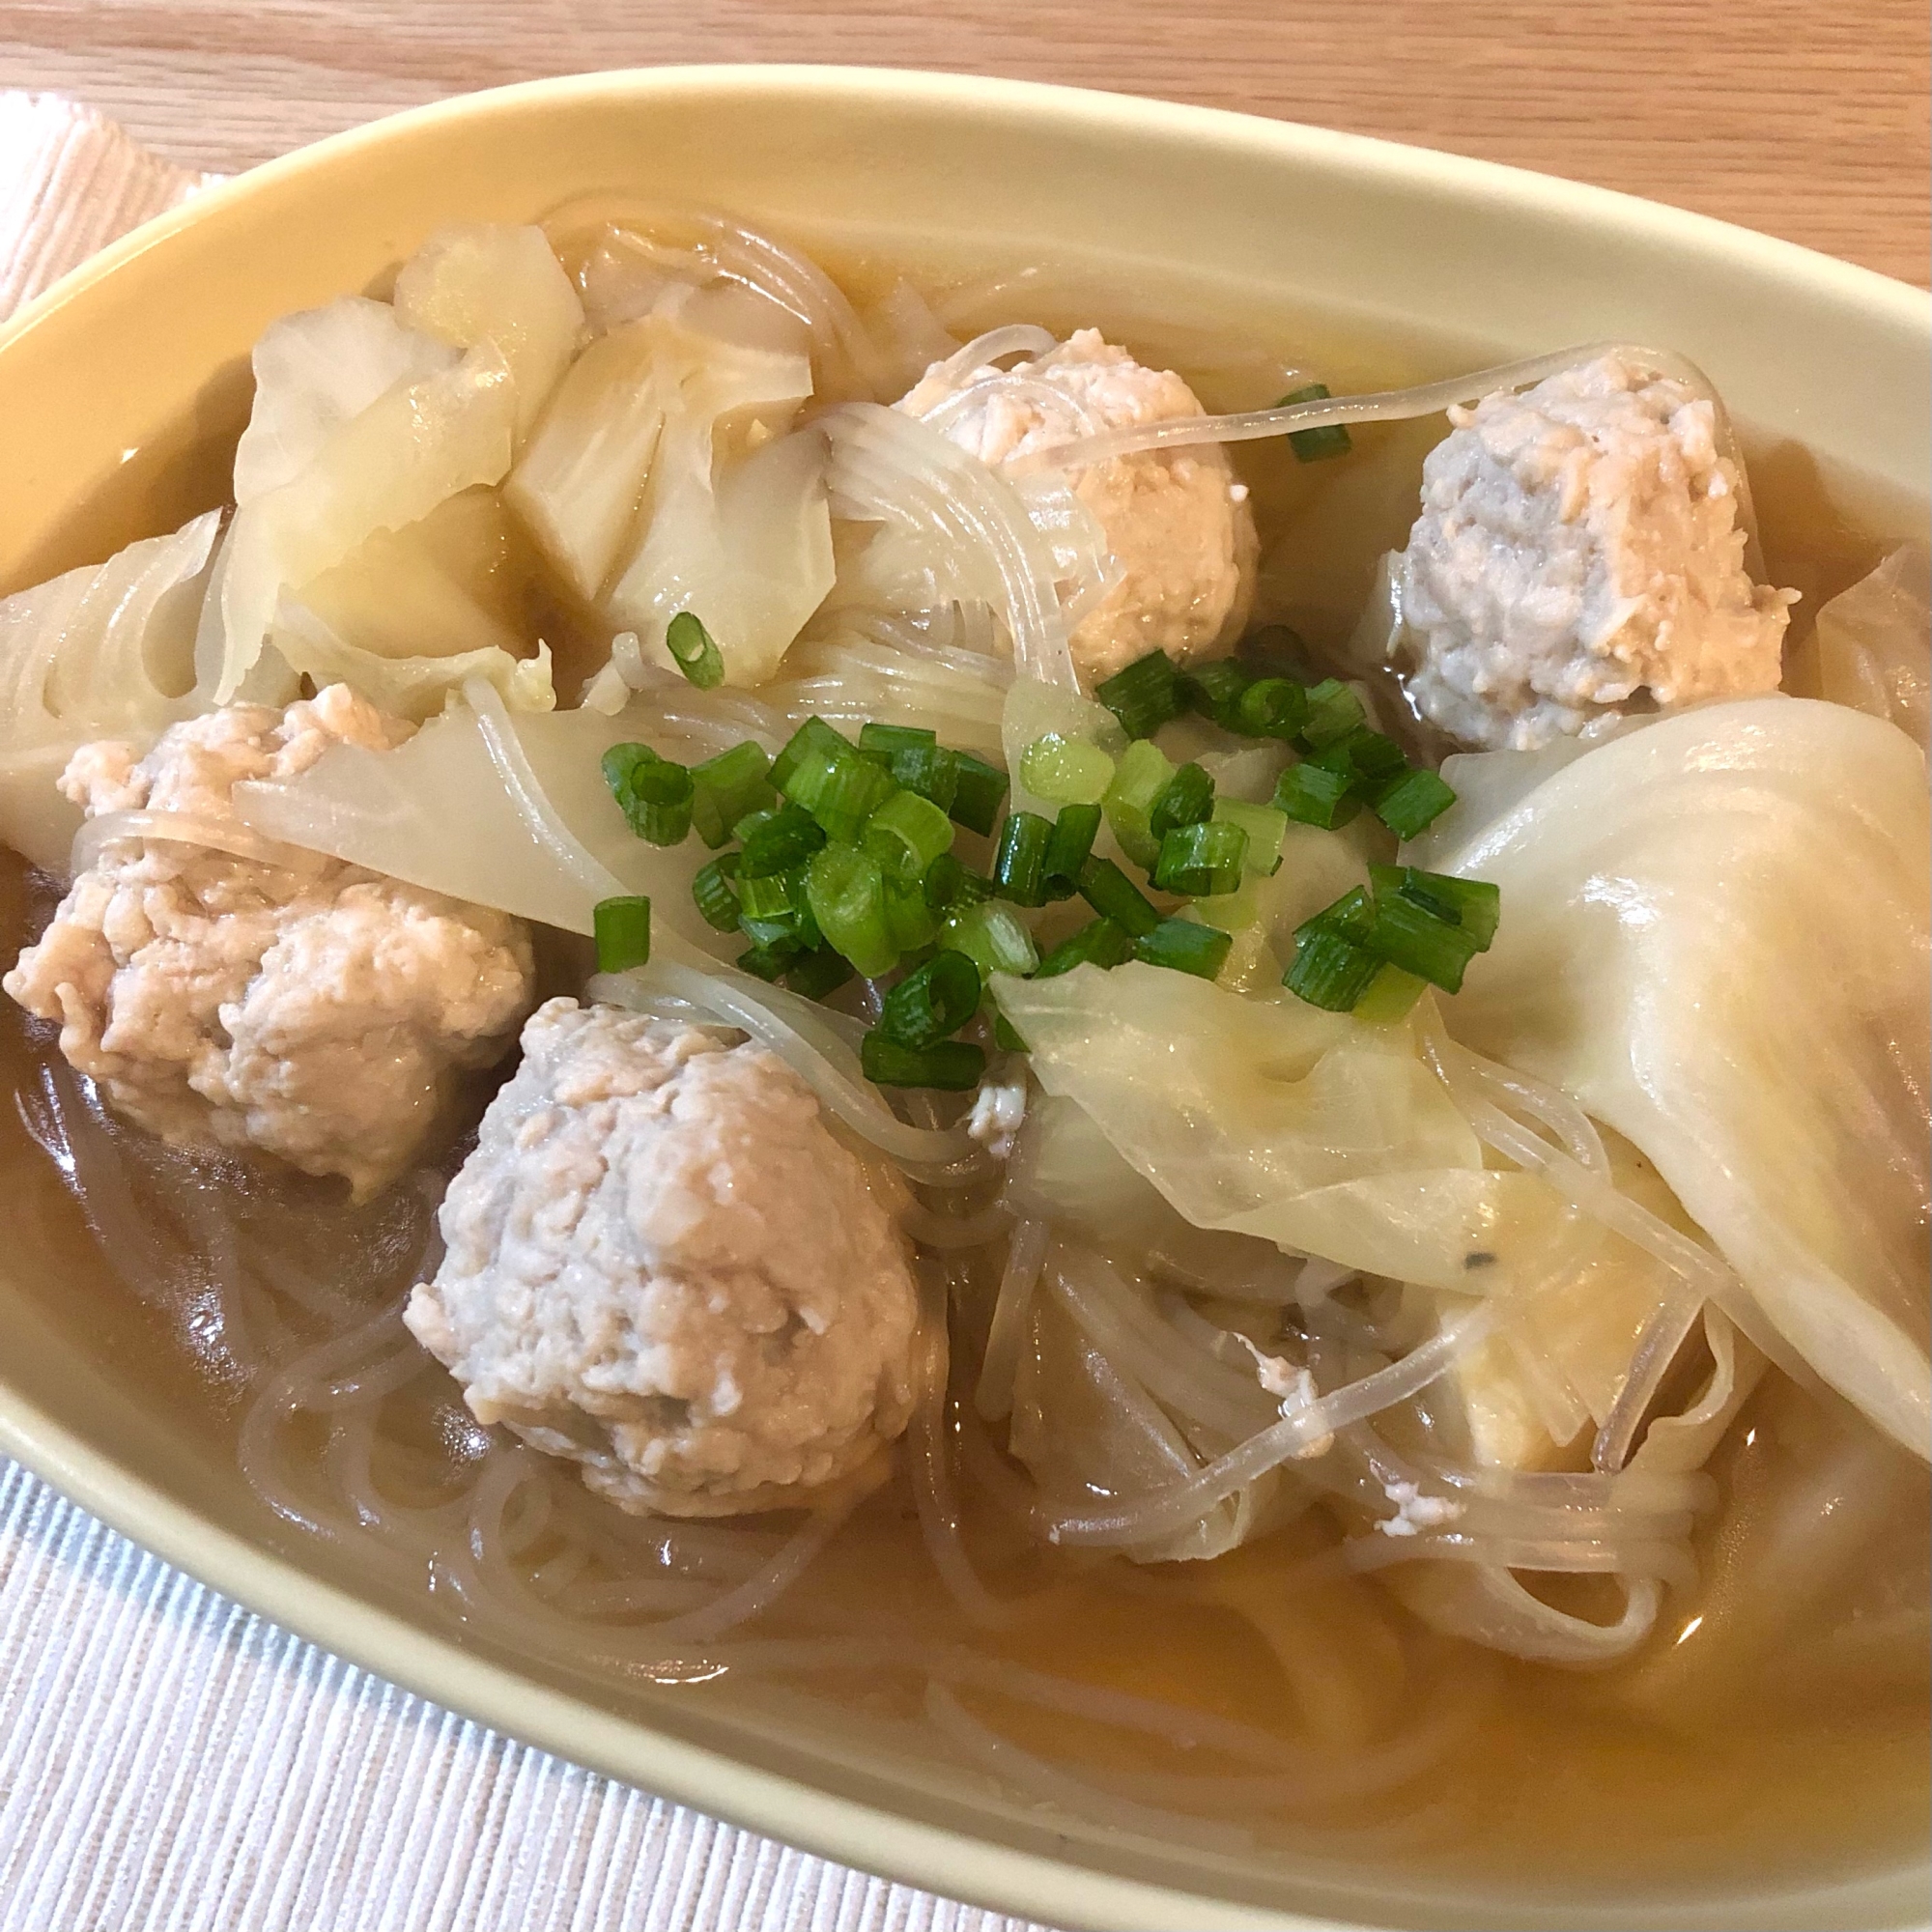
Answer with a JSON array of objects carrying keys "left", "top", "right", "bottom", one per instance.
[{"left": 0, "top": 67, "right": 1925, "bottom": 1932}]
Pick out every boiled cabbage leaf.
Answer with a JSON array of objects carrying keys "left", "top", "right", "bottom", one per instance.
[
  {"left": 1416, "top": 695, "right": 1930, "bottom": 1457},
  {"left": 1785, "top": 543, "right": 1930, "bottom": 752}
]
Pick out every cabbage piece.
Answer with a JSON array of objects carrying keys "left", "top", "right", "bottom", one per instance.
[
  {"left": 995, "top": 962, "right": 1563, "bottom": 1292},
  {"left": 0, "top": 511, "right": 219, "bottom": 869},
  {"left": 232, "top": 681, "right": 719, "bottom": 943},
  {"left": 200, "top": 347, "right": 518, "bottom": 702},
  {"left": 606, "top": 427, "right": 835, "bottom": 689},
  {"left": 1418, "top": 695, "right": 1931, "bottom": 1456},
  {"left": 1786, "top": 543, "right": 1930, "bottom": 751},
  {"left": 392, "top": 223, "right": 584, "bottom": 444},
  {"left": 292, "top": 486, "right": 538, "bottom": 663},
  {"left": 266, "top": 604, "right": 554, "bottom": 722},
  {"left": 231, "top": 298, "right": 459, "bottom": 505}
]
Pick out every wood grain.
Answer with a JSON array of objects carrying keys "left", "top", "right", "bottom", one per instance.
[{"left": 0, "top": 0, "right": 1925, "bottom": 286}]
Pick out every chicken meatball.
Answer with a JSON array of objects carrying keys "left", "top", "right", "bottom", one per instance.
[
  {"left": 4, "top": 684, "right": 534, "bottom": 1197},
  {"left": 405, "top": 999, "right": 922, "bottom": 1518},
  {"left": 895, "top": 328, "right": 1257, "bottom": 688},
  {"left": 1391, "top": 352, "right": 1798, "bottom": 751}
]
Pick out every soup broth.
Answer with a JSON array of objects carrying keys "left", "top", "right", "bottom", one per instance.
[{"left": 2, "top": 227, "right": 1925, "bottom": 1923}]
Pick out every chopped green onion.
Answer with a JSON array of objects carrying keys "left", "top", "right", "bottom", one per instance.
[
  {"left": 1273, "top": 758, "right": 1360, "bottom": 830},
  {"left": 939, "top": 901, "right": 1039, "bottom": 980},
  {"left": 1094, "top": 648, "right": 1182, "bottom": 740},
  {"left": 1153, "top": 817, "right": 1249, "bottom": 897},
  {"left": 804, "top": 843, "right": 898, "bottom": 979},
  {"left": 770, "top": 717, "right": 853, "bottom": 793},
  {"left": 1179, "top": 658, "right": 1251, "bottom": 729},
  {"left": 992, "top": 810, "right": 1054, "bottom": 907},
  {"left": 737, "top": 940, "right": 803, "bottom": 982},
  {"left": 736, "top": 869, "right": 803, "bottom": 951},
  {"left": 1019, "top": 732, "right": 1116, "bottom": 806},
  {"left": 883, "top": 874, "right": 941, "bottom": 952},
  {"left": 1076, "top": 855, "right": 1162, "bottom": 939},
  {"left": 592, "top": 895, "right": 652, "bottom": 973},
  {"left": 1352, "top": 963, "right": 1428, "bottom": 1023},
  {"left": 1277, "top": 383, "right": 1353, "bottom": 463},
  {"left": 1315, "top": 885, "right": 1378, "bottom": 943},
  {"left": 600, "top": 742, "right": 655, "bottom": 799},
  {"left": 1358, "top": 887, "right": 1482, "bottom": 992},
  {"left": 923, "top": 852, "right": 995, "bottom": 912},
  {"left": 1191, "top": 875, "right": 1262, "bottom": 932},
  {"left": 888, "top": 741, "right": 959, "bottom": 812},
  {"left": 1284, "top": 921, "right": 1381, "bottom": 1009},
  {"left": 784, "top": 949, "right": 857, "bottom": 1000},
  {"left": 784, "top": 741, "right": 898, "bottom": 844},
  {"left": 783, "top": 866, "right": 826, "bottom": 952},
  {"left": 1212, "top": 798, "right": 1287, "bottom": 875},
  {"left": 1372, "top": 767, "right": 1458, "bottom": 839},
  {"left": 1311, "top": 724, "right": 1406, "bottom": 786},
  {"left": 1374, "top": 865, "right": 1501, "bottom": 950},
  {"left": 691, "top": 853, "right": 742, "bottom": 932},
  {"left": 1239, "top": 625, "right": 1310, "bottom": 679},
  {"left": 949, "top": 753, "right": 1010, "bottom": 837},
  {"left": 738, "top": 801, "right": 828, "bottom": 878},
  {"left": 1035, "top": 917, "right": 1136, "bottom": 979},
  {"left": 861, "top": 1034, "right": 986, "bottom": 1092},
  {"left": 1236, "top": 676, "right": 1309, "bottom": 741},
  {"left": 665, "top": 610, "right": 724, "bottom": 689},
  {"left": 858, "top": 723, "right": 937, "bottom": 757},
  {"left": 609, "top": 750, "right": 695, "bottom": 845},
  {"left": 1298, "top": 678, "right": 1367, "bottom": 751},
  {"left": 863, "top": 788, "right": 955, "bottom": 885},
  {"left": 1149, "top": 761, "right": 1215, "bottom": 841},
  {"left": 1134, "top": 917, "right": 1232, "bottom": 980},
  {"left": 1042, "top": 803, "right": 1102, "bottom": 894},
  {"left": 1101, "top": 738, "right": 1176, "bottom": 870},
  {"left": 690, "top": 741, "right": 776, "bottom": 847},
  {"left": 878, "top": 950, "right": 982, "bottom": 1047}
]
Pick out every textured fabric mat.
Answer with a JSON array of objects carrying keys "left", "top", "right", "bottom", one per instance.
[{"left": 0, "top": 91, "right": 1054, "bottom": 1932}]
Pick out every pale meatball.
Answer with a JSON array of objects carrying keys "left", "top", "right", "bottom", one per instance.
[
  {"left": 406, "top": 999, "right": 922, "bottom": 1519},
  {"left": 896, "top": 328, "right": 1256, "bottom": 687},
  {"left": 4, "top": 685, "right": 533, "bottom": 1197},
  {"left": 1391, "top": 352, "right": 1798, "bottom": 751}
]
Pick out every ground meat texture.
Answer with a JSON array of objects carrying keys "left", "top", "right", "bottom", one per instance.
[
  {"left": 895, "top": 328, "right": 1257, "bottom": 688},
  {"left": 1392, "top": 353, "right": 1798, "bottom": 751},
  {"left": 405, "top": 999, "right": 923, "bottom": 1519},
  {"left": 3, "top": 685, "right": 533, "bottom": 1197}
]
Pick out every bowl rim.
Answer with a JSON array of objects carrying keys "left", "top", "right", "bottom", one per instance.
[{"left": 1, "top": 64, "right": 1926, "bottom": 1932}]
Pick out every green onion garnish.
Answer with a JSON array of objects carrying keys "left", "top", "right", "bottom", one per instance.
[
  {"left": 992, "top": 810, "right": 1054, "bottom": 907},
  {"left": 737, "top": 940, "right": 803, "bottom": 982},
  {"left": 1179, "top": 659, "right": 1251, "bottom": 729},
  {"left": 592, "top": 895, "right": 652, "bottom": 973},
  {"left": 782, "top": 738, "right": 898, "bottom": 844},
  {"left": 860, "top": 1034, "right": 987, "bottom": 1092},
  {"left": 1153, "top": 817, "right": 1248, "bottom": 897},
  {"left": 1240, "top": 624, "right": 1310, "bottom": 678},
  {"left": 736, "top": 869, "right": 802, "bottom": 951},
  {"left": 1041, "top": 802, "right": 1102, "bottom": 895},
  {"left": 1284, "top": 920, "right": 1381, "bottom": 1009},
  {"left": 1298, "top": 678, "right": 1367, "bottom": 751},
  {"left": 949, "top": 753, "right": 1010, "bottom": 837},
  {"left": 883, "top": 874, "right": 941, "bottom": 952},
  {"left": 887, "top": 740, "right": 959, "bottom": 812},
  {"left": 738, "top": 801, "right": 828, "bottom": 878},
  {"left": 939, "top": 901, "right": 1039, "bottom": 980},
  {"left": 863, "top": 787, "right": 955, "bottom": 886},
  {"left": 1352, "top": 964, "right": 1428, "bottom": 1023},
  {"left": 1075, "top": 855, "right": 1162, "bottom": 939},
  {"left": 1236, "top": 676, "right": 1309, "bottom": 741},
  {"left": 923, "top": 852, "right": 996, "bottom": 912},
  {"left": 858, "top": 723, "right": 937, "bottom": 757},
  {"left": 1352, "top": 887, "right": 1480, "bottom": 991},
  {"left": 605, "top": 748, "right": 695, "bottom": 845},
  {"left": 1375, "top": 866, "right": 1500, "bottom": 950},
  {"left": 1101, "top": 738, "right": 1176, "bottom": 871},
  {"left": 1277, "top": 383, "right": 1353, "bottom": 463},
  {"left": 1310, "top": 724, "right": 1406, "bottom": 786},
  {"left": 1019, "top": 732, "right": 1116, "bottom": 806},
  {"left": 1149, "top": 761, "right": 1215, "bottom": 841},
  {"left": 784, "top": 949, "right": 858, "bottom": 1001},
  {"left": 690, "top": 741, "right": 775, "bottom": 847},
  {"left": 1134, "top": 917, "right": 1233, "bottom": 980},
  {"left": 1211, "top": 797, "right": 1287, "bottom": 875},
  {"left": 1034, "top": 916, "right": 1136, "bottom": 979},
  {"left": 1273, "top": 758, "right": 1360, "bottom": 830},
  {"left": 1094, "top": 648, "right": 1182, "bottom": 740},
  {"left": 804, "top": 842, "right": 897, "bottom": 979},
  {"left": 665, "top": 610, "right": 725, "bottom": 689},
  {"left": 877, "top": 949, "right": 982, "bottom": 1048},
  {"left": 771, "top": 717, "right": 854, "bottom": 794},
  {"left": 691, "top": 853, "right": 742, "bottom": 932},
  {"left": 1372, "top": 767, "right": 1458, "bottom": 839}
]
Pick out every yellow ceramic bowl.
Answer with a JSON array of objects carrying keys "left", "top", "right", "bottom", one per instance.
[{"left": 0, "top": 67, "right": 1924, "bottom": 1932}]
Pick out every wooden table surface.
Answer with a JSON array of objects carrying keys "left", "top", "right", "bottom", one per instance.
[{"left": 1, "top": 0, "right": 1926, "bottom": 287}]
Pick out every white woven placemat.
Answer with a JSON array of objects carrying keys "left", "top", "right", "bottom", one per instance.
[{"left": 0, "top": 91, "right": 1054, "bottom": 1932}]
